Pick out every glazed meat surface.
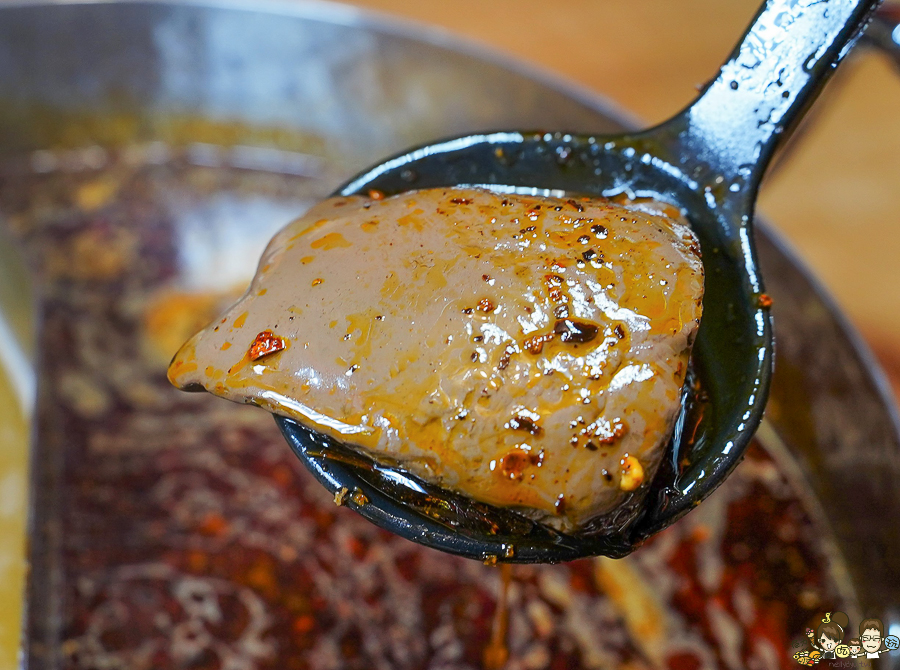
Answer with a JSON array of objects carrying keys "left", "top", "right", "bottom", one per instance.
[{"left": 168, "top": 187, "right": 703, "bottom": 530}]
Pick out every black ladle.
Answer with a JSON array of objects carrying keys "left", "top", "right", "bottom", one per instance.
[{"left": 278, "top": 0, "right": 880, "bottom": 563}]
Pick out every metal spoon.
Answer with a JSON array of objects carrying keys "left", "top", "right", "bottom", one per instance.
[{"left": 278, "top": 0, "right": 881, "bottom": 563}]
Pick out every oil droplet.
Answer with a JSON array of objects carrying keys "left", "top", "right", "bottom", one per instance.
[
  {"left": 482, "top": 563, "right": 512, "bottom": 670},
  {"left": 311, "top": 232, "right": 352, "bottom": 250}
]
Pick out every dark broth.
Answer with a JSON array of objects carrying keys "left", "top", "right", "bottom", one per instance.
[{"left": 1, "top": 146, "right": 854, "bottom": 669}]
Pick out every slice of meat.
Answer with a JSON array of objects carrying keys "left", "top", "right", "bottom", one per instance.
[{"left": 168, "top": 187, "right": 704, "bottom": 531}]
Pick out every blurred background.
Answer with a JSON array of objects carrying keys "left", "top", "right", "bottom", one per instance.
[
  {"left": 345, "top": 0, "right": 900, "bottom": 399},
  {"left": 0, "top": 1, "right": 898, "bottom": 668}
]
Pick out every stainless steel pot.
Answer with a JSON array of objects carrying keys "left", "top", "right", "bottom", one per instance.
[{"left": 1, "top": 1, "right": 898, "bottom": 667}]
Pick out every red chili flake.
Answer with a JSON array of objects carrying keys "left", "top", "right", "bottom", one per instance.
[
  {"left": 497, "top": 345, "right": 515, "bottom": 370},
  {"left": 667, "top": 651, "right": 703, "bottom": 670},
  {"left": 477, "top": 298, "right": 495, "bottom": 312},
  {"left": 187, "top": 550, "right": 208, "bottom": 572},
  {"left": 523, "top": 332, "right": 553, "bottom": 355},
  {"left": 691, "top": 524, "right": 712, "bottom": 543},
  {"left": 544, "top": 273, "right": 564, "bottom": 287},
  {"left": 569, "top": 570, "right": 591, "bottom": 593},
  {"left": 757, "top": 293, "right": 773, "bottom": 308},
  {"left": 581, "top": 417, "right": 628, "bottom": 444},
  {"left": 554, "top": 494, "right": 567, "bottom": 516},
  {"left": 346, "top": 536, "right": 366, "bottom": 558},
  {"left": 553, "top": 319, "right": 599, "bottom": 344},
  {"left": 248, "top": 330, "right": 288, "bottom": 361},
  {"left": 367, "top": 189, "right": 385, "bottom": 200},
  {"left": 293, "top": 615, "right": 315, "bottom": 634},
  {"left": 198, "top": 513, "right": 229, "bottom": 537},
  {"left": 498, "top": 451, "right": 530, "bottom": 481},
  {"left": 507, "top": 415, "right": 542, "bottom": 436},
  {"left": 543, "top": 273, "right": 565, "bottom": 303}
]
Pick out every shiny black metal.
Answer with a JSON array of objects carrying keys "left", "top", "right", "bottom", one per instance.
[{"left": 280, "top": 0, "right": 882, "bottom": 562}]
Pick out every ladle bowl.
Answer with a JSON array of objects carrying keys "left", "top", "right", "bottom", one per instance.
[{"left": 279, "top": 0, "right": 881, "bottom": 562}]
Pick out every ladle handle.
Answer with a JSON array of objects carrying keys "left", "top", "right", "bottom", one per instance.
[{"left": 672, "top": 0, "right": 881, "bottom": 195}]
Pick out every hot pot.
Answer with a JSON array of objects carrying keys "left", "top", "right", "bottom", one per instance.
[{"left": 1, "top": 1, "right": 899, "bottom": 667}]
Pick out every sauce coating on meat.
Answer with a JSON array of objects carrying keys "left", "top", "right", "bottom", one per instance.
[{"left": 168, "top": 187, "right": 704, "bottom": 530}]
